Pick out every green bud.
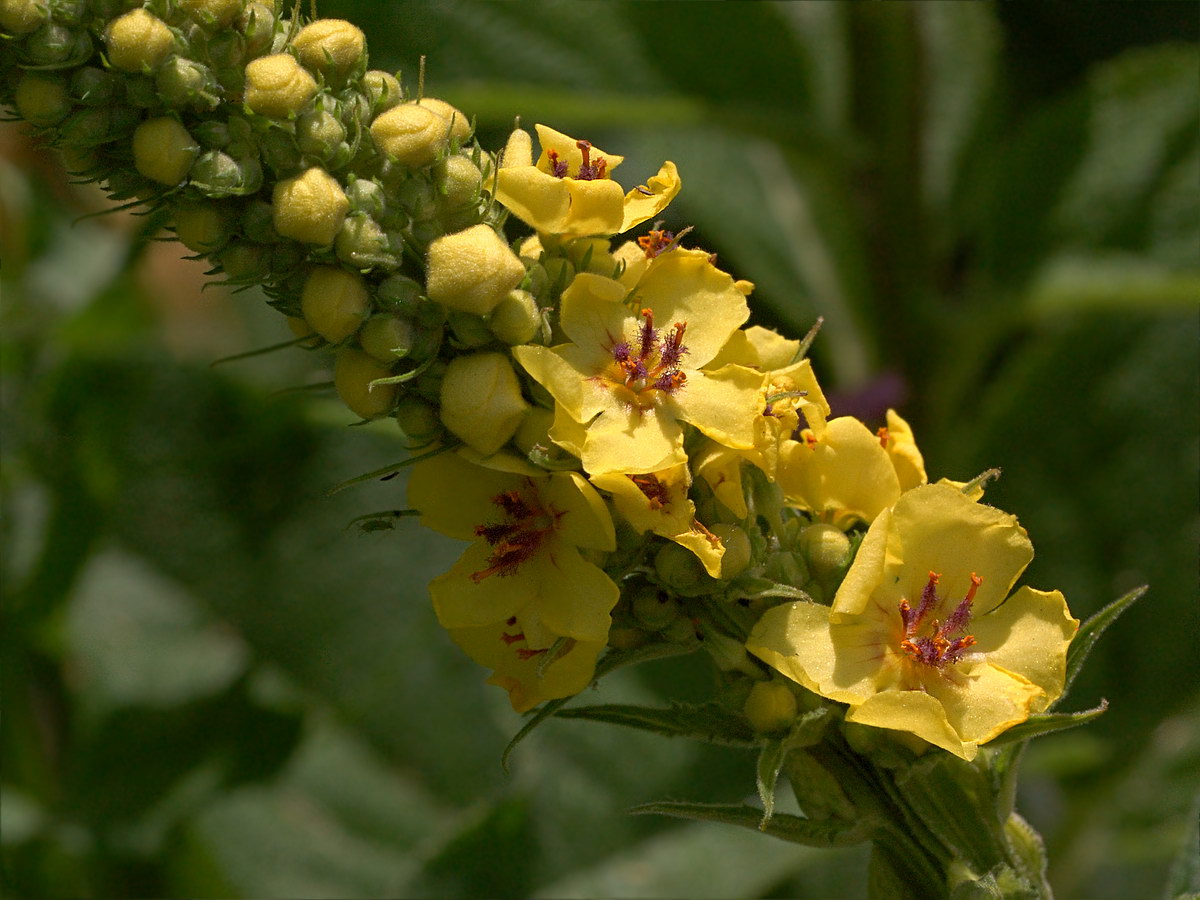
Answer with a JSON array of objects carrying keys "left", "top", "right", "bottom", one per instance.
[
  {"left": 238, "top": 2, "right": 276, "bottom": 57},
  {"left": 258, "top": 126, "right": 301, "bottom": 175},
  {"left": 58, "top": 105, "right": 136, "bottom": 148},
  {"left": 218, "top": 240, "right": 267, "bottom": 280},
  {"left": 241, "top": 199, "right": 281, "bottom": 244},
  {"left": 204, "top": 29, "right": 244, "bottom": 71},
  {"left": 156, "top": 56, "right": 219, "bottom": 110},
  {"left": 607, "top": 626, "right": 650, "bottom": 650},
  {"left": 173, "top": 202, "right": 231, "bottom": 254},
  {"left": 26, "top": 21, "right": 91, "bottom": 68},
  {"left": 334, "top": 214, "right": 396, "bottom": 269},
  {"left": 296, "top": 106, "right": 347, "bottom": 161},
  {"left": 407, "top": 324, "right": 442, "bottom": 363},
  {"left": 660, "top": 614, "right": 700, "bottom": 645},
  {"left": 488, "top": 289, "right": 541, "bottom": 346},
  {"left": 397, "top": 176, "right": 438, "bottom": 221},
  {"left": 710, "top": 523, "right": 752, "bottom": 578},
  {"left": 412, "top": 358, "right": 447, "bottom": 403},
  {"left": 14, "top": 72, "right": 71, "bottom": 126},
  {"left": 359, "top": 314, "right": 414, "bottom": 362},
  {"left": 654, "top": 542, "right": 717, "bottom": 598},
  {"left": 344, "top": 176, "right": 387, "bottom": 219},
  {"left": 68, "top": 66, "right": 118, "bottom": 106},
  {"left": 631, "top": 584, "right": 680, "bottom": 632},
  {"left": 446, "top": 310, "right": 492, "bottom": 348},
  {"left": 439, "top": 154, "right": 482, "bottom": 209},
  {"left": 362, "top": 69, "right": 401, "bottom": 116},
  {"left": 192, "top": 119, "right": 231, "bottom": 149},
  {"left": 334, "top": 348, "right": 397, "bottom": 420},
  {"left": 189, "top": 149, "right": 263, "bottom": 196},
  {"left": 799, "top": 523, "right": 851, "bottom": 581},
  {"left": 394, "top": 394, "right": 441, "bottom": 445},
  {"left": 743, "top": 681, "right": 797, "bottom": 734},
  {"left": 0, "top": 0, "right": 49, "bottom": 34},
  {"left": 376, "top": 273, "right": 423, "bottom": 312}
]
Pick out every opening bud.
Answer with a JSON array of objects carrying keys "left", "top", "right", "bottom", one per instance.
[
  {"left": 272, "top": 167, "right": 349, "bottom": 245},
  {"left": 293, "top": 18, "right": 365, "bottom": 80},
  {"left": 426, "top": 224, "right": 525, "bottom": 316},
  {"left": 371, "top": 98, "right": 467, "bottom": 168},
  {"left": 501, "top": 127, "right": 533, "bottom": 169},
  {"left": 244, "top": 53, "right": 317, "bottom": 118},
  {"left": 489, "top": 289, "right": 541, "bottom": 346},
  {"left": 439, "top": 351, "right": 530, "bottom": 455},
  {"left": 15, "top": 72, "right": 71, "bottom": 126},
  {"left": 132, "top": 117, "right": 199, "bottom": 186},
  {"left": 301, "top": 266, "right": 369, "bottom": 343},
  {"left": 359, "top": 314, "right": 414, "bottom": 363},
  {"left": 334, "top": 348, "right": 397, "bottom": 420},
  {"left": 105, "top": 9, "right": 174, "bottom": 71},
  {"left": 743, "top": 680, "right": 798, "bottom": 734}
]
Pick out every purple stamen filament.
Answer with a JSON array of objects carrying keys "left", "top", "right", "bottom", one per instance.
[
  {"left": 608, "top": 308, "right": 689, "bottom": 402},
  {"left": 471, "top": 482, "right": 559, "bottom": 582},
  {"left": 898, "top": 571, "right": 981, "bottom": 668}
]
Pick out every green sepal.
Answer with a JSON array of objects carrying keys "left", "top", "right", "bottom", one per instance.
[
  {"left": 629, "top": 801, "right": 871, "bottom": 849},
  {"left": 756, "top": 707, "right": 833, "bottom": 828},
  {"left": 324, "top": 443, "right": 456, "bottom": 496},
  {"left": 500, "top": 642, "right": 697, "bottom": 772},
  {"left": 985, "top": 701, "right": 1108, "bottom": 747},
  {"left": 1063, "top": 585, "right": 1147, "bottom": 695},
  {"left": 554, "top": 701, "right": 758, "bottom": 748}
]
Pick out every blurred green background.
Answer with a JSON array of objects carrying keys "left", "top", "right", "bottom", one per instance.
[{"left": 2, "top": 2, "right": 1197, "bottom": 897}]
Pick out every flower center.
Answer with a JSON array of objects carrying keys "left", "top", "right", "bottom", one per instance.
[
  {"left": 638, "top": 228, "right": 676, "bottom": 258},
  {"left": 629, "top": 473, "right": 671, "bottom": 510},
  {"left": 605, "top": 308, "right": 689, "bottom": 407},
  {"left": 471, "top": 482, "right": 559, "bottom": 582},
  {"left": 546, "top": 139, "right": 608, "bottom": 181},
  {"left": 500, "top": 615, "right": 548, "bottom": 660},
  {"left": 897, "top": 571, "right": 980, "bottom": 668}
]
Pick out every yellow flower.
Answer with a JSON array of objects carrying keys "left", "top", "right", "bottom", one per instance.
[
  {"left": 408, "top": 450, "right": 618, "bottom": 648},
  {"left": 446, "top": 621, "right": 605, "bottom": 713},
  {"left": 495, "top": 124, "right": 680, "bottom": 237},
  {"left": 514, "top": 248, "right": 761, "bottom": 475},
  {"left": 590, "top": 463, "right": 725, "bottom": 578},
  {"left": 776, "top": 409, "right": 926, "bottom": 528},
  {"left": 695, "top": 327, "right": 831, "bottom": 517},
  {"left": 747, "top": 484, "right": 1078, "bottom": 760}
]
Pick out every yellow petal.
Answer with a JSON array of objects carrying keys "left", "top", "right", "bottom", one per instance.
[
  {"left": 533, "top": 124, "right": 623, "bottom": 175},
  {"left": 513, "top": 343, "right": 607, "bottom": 424},
  {"left": 542, "top": 472, "right": 616, "bottom": 552},
  {"left": 694, "top": 443, "right": 749, "bottom": 518},
  {"left": 970, "top": 586, "right": 1077, "bottom": 711},
  {"left": 884, "top": 409, "right": 927, "bottom": 492},
  {"left": 408, "top": 452, "right": 521, "bottom": 540},
  {"left": 922, "top": 662, "right": 1042, "bottom": 750},
  {"left": 676, "top": 365, "right": 765, "bottom": 450},
  {"left": 620, "top": 160, "right": 682, "bottom": 232},
  {"left": 557, "top": 272, "right": 631, "bottom": 351},
  {"left": 846, "top": 690, "right": 974, "bottom": 760},
  {"left": 582, "top": 404, "right": 685, "bottom": 475}
]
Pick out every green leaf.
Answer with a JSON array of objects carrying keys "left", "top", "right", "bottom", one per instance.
[
  {"left": 500, "top": 642, "right": 699, "bottom": 771},
  {"left": 555, "top": 702, "right": 758, "bottom": 747},
  {"left": 756, "top": 708, "right": 834, "bottom": 828},
  {"left": 1165, "top": 790, "right": 1200, "bottom": 900},
  {"left": 1065, "top": 586, "right": 1148, "bottom": 695},
  {"left": 629, "top": 801, "right": 870, "bottom": 849},
  {"left": 986, "top": 702, "right": 1110, "bottom": 748}
]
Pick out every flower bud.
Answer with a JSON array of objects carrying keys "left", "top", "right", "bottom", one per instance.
[
  {"left": 172, "top": 203, "right": 230, "bottom": 254},
  {"left": 292, "top": 18, "right": 364, "bottom": 80},
  {"left": 440, "top": 154, "right": 482, "bottom": 208},
  {"left": 238, "top": 2, "right": 275, "bottom": 56},
  {"left": 241, "top": 199, "right": 281, "bottom": 244},
  {"left": 335, "top": 214, "right": 396, "bottom": 269},
  {"left": 743, "top": 681, "right": 797, "bottom": 734},
  {"left": 500, "top": 127, "right": 532, "bottom": 168},
  {"left": 334, "top": 348, "right": 397, "bottom": 420},
  {"left": 177, "top": 0, "right": 244, "bottom": 28},
  {"left": 362, "top": 69, "right": 401, "bottom": 116},
  {"left": 376, "top": 273, "right": 423, "bottom": 313},
  {"left": 189, "top": 149, "right": 262, "bottom": 197},
  {"left": 105, "top": 9, "right": 174, "bottom": 72},
  {"left": 244, "top": 53, "right": 317, "bottom": 118},
  {"left": 512, "top": 406, "right": 553, "bottom": 456},
  {"left": 272, "top": 166, "right": 349, "bottom": 245},
  {"left": 14, "top": 72, "right": 70, "bottom": 126},
  {"left": 218, "top": 241, "right": 267, "bottom": 280},
  {"left": 286, "top": 315, "right": 321, "bottom": 347},
  {"left": 415, "top": 97, "right": 470, "bottom": 141},
  {"left": 371, "top": 102, "right": 449, "bottom": 168},
  {"left": 296, "top": 107, "right": 347, "bottom": 161},
  {"left": 439, "top": 351, "right": 530, "bottom": 455},
  {"left": 25, "top": 21, "right": 91, "bottom": 67},
  {"left": 412, "top": 358, "right": 447, "bottom": 403},
  {"left": 0, "top": 0, "right": 49, "bottom": 34},
  {"left": 654, "top": 542, "right": 716, "bottom": 597},
  {"left": 798, "top": 524, "right": 851, "bottom": 581},
  {"left": 631, "top": 585, "right": 680, "bottom": 632},
  {"left": 709, "top": 523, "right": 752, "bottom": 578},
  {"left": 445, "top": 311, "right": 491, "bottom": 348},
  {"left": 156, "top": 56, "right": 219, "bottom": 111},
  {"left": 488, "top": 289, "right": 540, "bottom": 346},
  {"left": 132, "top": 117, "right": 199, "bottom": 186},
  {"left": 394, "top": 394, "right": 441, "bottom": 445},
  {"left": 301, "top": 265, "right": 369, "bottom": 342},
  {"left": 69, "top": 66, "right": 118, "bottom": 106},
  {"left": 258, "top": 127, "right": 302, "bottom": 174},
  {"left": 359, "top": 314, "right": 414, "bottom": 362},
  {"left": 426, "top": 224, "right": 525, "bottom": 316},
  {"left": 607, "top": 626, "right": 650, "bottom": 650}
]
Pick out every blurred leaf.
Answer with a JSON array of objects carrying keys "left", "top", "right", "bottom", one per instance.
[
  {"left": 414, "top": 796, "right": 534, "bottom": 899},
  {"left": 555, "top": 702, "right": 757, "bottom": 748},
  {"left": 1024, "top": 256, "right": 1200, "bottom": 318},
  {"left": 630, "top": 801, "right": 870, "bottom": 849},
  {"left": 1164, "top": 790, "right": 1200, "bottom": 899}
]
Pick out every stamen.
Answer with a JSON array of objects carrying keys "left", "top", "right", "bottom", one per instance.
[
  {"left": 470, "top": 481, "right": 556, "bottom": 582},
  {"left": 877, "top": 426, "right": 890, "bottom": 449},
  {"left": 547, "top": 148, "right": 567, "bottom": 178},
  {"left": 630, "top": 473, "right": 671, "bottom": 510},
  {"left": 897, "top": 571, "right": 980, "bottom": 668},
  {"left": 637, "top": 308, "right": 658, "bottom": 359},
  {"left": 574, "top": 140, "right": 607, "bottom": 181},
  {"left": 658, "top": 322, "right": 688, "bottom": 369},
  {"left": 638, "top": 228, "right": 676, "bottom": 259}
]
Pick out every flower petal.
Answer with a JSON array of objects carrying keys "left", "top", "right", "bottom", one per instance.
[
  {"left": 620, "top": 160, "right": 681, "bottom": 232},
  {"left": 542, "top": 471, "right": 616, "bottom": 552},
  {"left": 922, "top": 662, "right": 1043, "bottom": 750},
  {"left": 846, "top": 690, "right": 973, "bottom": 759},
  {"left": 513, "top": 343, "right": 608, "bottom": 424},
  {"left": 582, "top": 405, "right": 684, "bottom": 475},
  {"left": 675, "top": 365, "right": 764, "bottom": 450},
  {"left": 971, "top": 586, "right": 1077, "bottom": 711},
  {"left": 408, "top": 452, "right": 521, "bottom": 541}
]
